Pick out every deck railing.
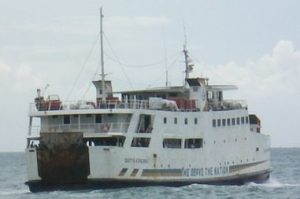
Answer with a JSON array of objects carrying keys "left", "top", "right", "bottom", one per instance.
[
  {"left": 207, "top": 99, "right": 247, "bottom": 111},
  {"left": 29, "top": 99, "right": 199, "bottom": 113},
  {"left": 29, "top": 122, "right": 130, "bottom": 135},
  {"left": 29, "top": 99, "right": 151, "bottom": 113},
  {"left": 29, "top": 98, "right": 246, "bottom": 114}
]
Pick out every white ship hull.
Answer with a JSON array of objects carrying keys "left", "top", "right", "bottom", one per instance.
[{"left": 25, "top": 108, "right": 271, "bottom": 192}]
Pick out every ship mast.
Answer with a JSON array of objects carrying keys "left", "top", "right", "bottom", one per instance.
[
  {"left": 183, "top": 45, "right": 194, "bottom": 86},
  {"left": 100, "top": 7, "right": 106, "bottom": 101},
  {"left": 183, "top": 23, "right": 193, "bottom": 86},
  {"left": 183, "top": 45, "right": 189, "bottom": 81}
]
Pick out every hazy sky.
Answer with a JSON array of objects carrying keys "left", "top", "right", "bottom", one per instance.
[{"left": 0, "top": 0, "right": 299, "bottom": 151}]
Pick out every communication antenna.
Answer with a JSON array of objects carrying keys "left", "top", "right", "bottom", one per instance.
[
  {"left": 165, "top": 71, "right": 169, "bottom": 87},
  {"left": 99, "top": 7, "right": 106, "bottom": 101},
  {"left": 162, "top": 27, "right": 169, "bottom": 87},
  {"left": 183, "top": 20, "right": 188, "bottom": 51}
]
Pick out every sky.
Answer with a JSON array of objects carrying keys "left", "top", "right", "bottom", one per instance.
[{"left": 0, "top": 0, "right": 299, "bottom": 151}]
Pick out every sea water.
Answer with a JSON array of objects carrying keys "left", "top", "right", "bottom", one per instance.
[{"left": 1, "top": 148, "right": 300, "bottom": 199}]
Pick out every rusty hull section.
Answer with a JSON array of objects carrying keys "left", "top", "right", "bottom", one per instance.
[{"left": 37, "top": 132, "right": 90, "bottom": 185}]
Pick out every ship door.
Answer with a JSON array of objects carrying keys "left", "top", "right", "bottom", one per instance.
[{"left": 137, "top": 114, "right": 153, "bottom": 133}]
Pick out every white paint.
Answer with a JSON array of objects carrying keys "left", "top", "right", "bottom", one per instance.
[{"left": 25, "top": 148, "right": 41, "bottom": 181}]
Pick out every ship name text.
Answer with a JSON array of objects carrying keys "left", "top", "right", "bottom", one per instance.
[
  {"left": 182, "top": 166, "right": 229, "bottom": 177},
  {"left": 124, "top": 158, "right": 148, "bottom": 164}
]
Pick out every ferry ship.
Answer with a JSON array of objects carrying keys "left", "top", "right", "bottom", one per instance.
[{"left": 25, "top": 9, "right": 271, "bottom": 192}]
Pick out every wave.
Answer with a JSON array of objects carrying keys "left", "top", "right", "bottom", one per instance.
[
  {"left": 247, "top": 177, "right": 300, "bottom": 188},
  {"left": 0, "top": 189, "right": 30, "bottom": 196}
]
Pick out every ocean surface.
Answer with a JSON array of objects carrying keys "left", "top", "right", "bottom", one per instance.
[{"left": 0, "top": 148, "right": 300, "bottom": 199}]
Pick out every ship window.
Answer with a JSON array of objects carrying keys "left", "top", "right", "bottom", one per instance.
[
  {"left": 207, "top": 91, "right": 213, "bottom": 100},
  {"left": 218, "top": 91, "right": 223, "bottom": 101},
  {"left": 95, "top": 114, "right": 102, "bottom": 123},
  {"left": 237, "top": 117, "right": 240, "bottom": 125},
  {"left": 184, "top": 118, "right": 188, "bottom": 125},
  {"left": 163, "top": 117, "right": 167, "bottom": 124},
  {"left": 86, "top": 114, "right": 92, "bottom": 118},
  {"left": 241, "top": 117, "right": 245, "bottom": 124},
  {"left": 169, "top": 93, "right": 178, "bottom": 97},
  {"left": 137, "top": 114, "right": 153, "bottom": 133},
  {"left": 184, "top": 138, "right": 203, "bottom": 149},
  {"left": 163, "top": 139, "right": 181, "bottom": 148},
  {"left": 227, "top": 118, "right": 231, "bottom": 126},
  {"left": 232, "top": 118, "right": 235, "bottom": 125},
  {"left": 87, "top": 136, "right": 125, "bottom": 147},
  {"left": 73, "top": 115, "right": 78, "bottom": 118},
  {"left": 246, "top": 117, "right": 249, "bottom": 124},
  {"left": 131, "top": 137, "right": 150, "bottom": 147},
  {"left": 217, "top": 119, "right": 221, "bottom": 127},
  {"left": 174, "top": 117, "right": 178, "bottom": 124},
  {"left": 194, "top": 118, "right": 198, "bottom": 124},
  {"left": 212, "top": 119, "right": 216, "bottom": 127},
  {"left": 192, "top": 86, "right": 198, "bottom": 92},
  {"left": 222, "top": 119, "right": 226, "bottom": 126},
  {"left": 63, "top": 115, "right": 70, "bottom": 124}
]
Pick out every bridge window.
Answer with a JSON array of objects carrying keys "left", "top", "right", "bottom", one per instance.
[
  {"left": 184, "top": 139, "right": 203, "bottom": 149},
  {"left": 237, "top": 117, "right": 240, "bottom": 125},
  {"left": 246, "top": 116, "right": 249, "bottom": 124},
  {"left": 174, "top": 117, "right": 178, "bottom": 124},
  {"left": 184, "top": 118, "right": 188, "bottom": 125},
  {"left": 217, "top": 119, "right": 221, "bottom": 127},
  {"left": 222, "top": 119, "right": 226, "bottom": 126},
  {"left": 227, "top": 118, "right": 231, "bottom": 126},
  {"left": 232, "top": 118, "right": 235, "bottom": 125},
  {"left": 163, "top": 117, "right": 167, "bottom": 124},
  {"left": 212, "top": 119, "right": 216, "bottom": 127},
  {"left": 163, "top": 139, "right": 181, "bottom": 148},
  {"left": 194, "top": 118, "right": 198, "bottom": 125},
  {"left": 131, "top": 137, "right": 151, "bottom": 147},
  {"left": 241, "top": 117, "right": 245, "bottom": 124}
]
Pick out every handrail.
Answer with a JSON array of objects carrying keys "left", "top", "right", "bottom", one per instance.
[
  {"left": 29, "top": 99, "right": 200, "bottom": 113},
  {"left": 29, "top": 122, "right": 130, "bottom": 135},
  {"left": 207, "top": 99, "right": 247, "bottom": 111},
  {"left": 30, "top": 99, "right": 149, "bottom": 112},
  {"left": 29, "top": 98, "right": 247, "bottom": 114}
]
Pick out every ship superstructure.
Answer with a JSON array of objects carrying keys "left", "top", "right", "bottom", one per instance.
[{"left": 25, "top": 9, "right": 271, "bottom": 192}]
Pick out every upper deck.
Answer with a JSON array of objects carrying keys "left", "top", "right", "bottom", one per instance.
[
  {"left": 30, "top": 77, "right": 247, "bottom": 117},
  {"left": 29, "top": 97, "right": 247, "bottom": 116},
  {"left": 29, "top": 98, "right": 197, "bottom": 116}
]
